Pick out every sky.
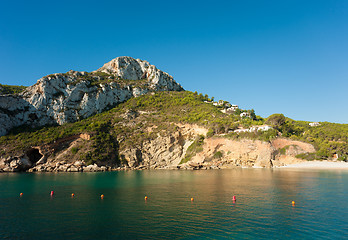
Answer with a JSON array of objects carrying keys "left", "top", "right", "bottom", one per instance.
[{"left": 0, "top": 0, "right": 347, "bottom": 123}]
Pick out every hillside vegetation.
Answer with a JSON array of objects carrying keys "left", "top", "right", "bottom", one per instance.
[
  {"left": 261, "top": 114, "right": 347, "bottom": 161},
  {"left": 0, "top": 84, "right": 27, "bottom": 95},
  {"left": 0, "top": 91, "right": 347, "bottom": 164}
]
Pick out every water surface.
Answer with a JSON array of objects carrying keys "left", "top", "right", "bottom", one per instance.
[{"left": 0, "top": 169, "right": 347, "bottom": 239}]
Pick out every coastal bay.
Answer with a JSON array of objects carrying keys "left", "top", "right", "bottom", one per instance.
[{"left": 1, "top": 169, "right": 347, "bottom": 239}]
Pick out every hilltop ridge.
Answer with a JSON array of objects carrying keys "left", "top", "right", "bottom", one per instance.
[{"left": 0, "top": 56, "right": 183, "bottom": 136}]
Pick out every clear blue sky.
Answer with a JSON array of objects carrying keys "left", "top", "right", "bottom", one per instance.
[{"left": 1, "top": 0, "right": 347, "bottom": 123}]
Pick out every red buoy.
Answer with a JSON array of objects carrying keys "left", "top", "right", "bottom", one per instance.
[
  {"left": 232, "top": 196, "right": 236, "bottom": 201},
  {"left": 50, "top": 191, "right": 54, "bottom": 196}
]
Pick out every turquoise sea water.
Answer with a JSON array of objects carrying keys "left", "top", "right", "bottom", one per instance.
[{"left": 0, "top": 169, "right": 347, "bottom": 239}]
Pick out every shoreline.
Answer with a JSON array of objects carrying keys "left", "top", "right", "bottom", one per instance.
[
  {"left": 277, "top": 160, "right": 348, "bottom": 169},
  {"left": 2, "top": 163, "right": 348, "bottom": 173}
]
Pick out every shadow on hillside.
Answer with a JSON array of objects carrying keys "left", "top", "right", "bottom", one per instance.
[{"left": 7, "top": 123, "right": 59, "bottom": 136}]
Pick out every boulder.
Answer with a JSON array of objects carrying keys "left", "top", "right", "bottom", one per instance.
[
  {"left": 83, "top": 164, "right": 101, "bottom": 172},
  {"left": 74, "top": 161, "right": 85, "bottom": 167},
  {"left": 67, "top": 166, "right": 79, "bottom": 172},
  {"left": 9, "top": 156, "right": 32, "bottom": 171},
  {"left": 3, "top": 166, "right": 14, "bottom": 172}
]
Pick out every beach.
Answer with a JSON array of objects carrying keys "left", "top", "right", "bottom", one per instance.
[{"left": 279, "top": 160, "right": 348, "bottom": 169}]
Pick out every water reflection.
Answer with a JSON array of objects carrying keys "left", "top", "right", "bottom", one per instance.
[{"left": 0, "top": 169, "right": 347, "bottom": 239}]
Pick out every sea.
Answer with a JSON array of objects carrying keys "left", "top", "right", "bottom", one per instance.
[{"left": 0, "top": 169, "right": 347, "bottom": 239}]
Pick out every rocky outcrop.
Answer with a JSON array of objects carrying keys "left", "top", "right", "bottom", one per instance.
[
  {"left": 0, "top": 155, "right": 34, "bottom": 172},
  {"left": 0, "top": 57, "right": 183, "bottom": 136},
  {"left": 119, "top": 131, "right": 191, "bottom": 169},
  {"left": 96, "top": 56, "right": 182, "bottom": 91},
  {"left": 270, "top": 138, "right": 316, "bottom": 166},
  {"left": 180, "top": 138, "right": 276, "bottom": 169},
  {"left": 0, "top": 95, "right": 52, "bottom": 136}
]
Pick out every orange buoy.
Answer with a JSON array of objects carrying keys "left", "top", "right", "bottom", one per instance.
[
  {"left": 20, "top": 193, "right": 23, "bottom": 197},
  {"left": 292, "top": 201, "right": 295, "bottom": 205},
  {"left": 71, "top": 193, "right": 75, "bottom": 197},
  {"left": 101, "top": 194, "right": 104, "bottom": 199},
  {"left": 144, "top": 196, "right": 148, "bottom": 200},
  {"left": 191, "top": 197, "right": 194, "bottom": 202}
]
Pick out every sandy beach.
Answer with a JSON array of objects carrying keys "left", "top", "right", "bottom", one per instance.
[{"left": 279, "top": 160, "right": 348, "bottom": 169}]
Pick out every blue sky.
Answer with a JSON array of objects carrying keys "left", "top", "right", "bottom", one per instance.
[{"left": 0, "top": 0, "right": 347, "bottom": 123}]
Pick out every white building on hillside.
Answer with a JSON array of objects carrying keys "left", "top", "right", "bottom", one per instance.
[
  {"left": 234, "top": 125, "right": 273, "bottom": 134},
  {"left": 234, "top": 129, "right": 250, "bottom": 133},
  {"left": 240, "top": 112, "right": 250, "bottom": 118},
  {"left": 258, "top": 125, "right": 273, "bottom": 131},
  {"left": 309, "top": 122, "right": 320, "bottom": 127}
]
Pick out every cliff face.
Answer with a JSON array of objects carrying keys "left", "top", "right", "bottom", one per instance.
[
  {"left": 0, "top": 57, "right": 183, "bottom": 136},
  {"left": 0, "top": 122, "right": 316, "bottom": 172},
  {"left": 0, "top": 95, "right": 52, "bottom": 136},
  {"left": 186, "top": 138, "right": 275, "bottom": 168}
]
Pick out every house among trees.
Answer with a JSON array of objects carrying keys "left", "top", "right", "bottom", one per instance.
[
  {"left": 234, "top": 128, "right": 250, "bottom": 133},
  {"left": 257, "top": 125, "right": 273, "bottom": 131},
  {"left": 221, "top": 106, "right": 237, "bottom": 114},
  {"left": 240, "top": 112, "right": 250, "bottom": 118},
  {"left": 234, "top": 125, "right": 273, "bottom": 133},
  {"left": 309, "top": 122, "right": 321, "bottom": 127}
]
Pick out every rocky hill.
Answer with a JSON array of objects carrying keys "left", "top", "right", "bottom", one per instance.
[
  {"left": 1, "top": 90, "right": 346, "bottom": 172},
  {"left": 0, "top": 57, "right": 347, "bottom": 172},
  {"left": 0, "top": 56, "right": 183, "bottom": 136}
]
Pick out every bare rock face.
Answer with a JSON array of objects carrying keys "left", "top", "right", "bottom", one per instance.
[
  {"left": 0, "top": 95, "right": 52, "bottom": 136},
  {"left": 0, "top": 57, "right": 183, "bottom": 136},
  {"left": 119, "top": 131, "right": 187, "bottom": 169},
  {"left": 271, "top": 138, "right": 316, "bottom": 166},
  {"left": 96, "top": 56, "right": 182, "bottom": 91},
  {"left": 186, "top": 138, "right": 275, "bottom": 168},
  {"left": 20, "top": 70, "right": 135, "bottom": 125}
]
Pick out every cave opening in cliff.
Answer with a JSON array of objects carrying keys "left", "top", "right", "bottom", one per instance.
[{"left": 26, "top": 148, "right": 43, "bottom": 164}]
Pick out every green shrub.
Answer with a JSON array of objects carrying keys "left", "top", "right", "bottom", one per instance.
[
  {"left": 71, "top": 147, "right": 79, "bottom": 154},
  {"left": 206, "top": 129, "right": 214, "bottom": 138},
  {"left": 279, "top": 145, "right": 290, "bottom": 155},
  {"left": 213, "top": 151, "right": 223, "bottom": 159},
  {"left": 296, "top": 153, "right": 316, "bottom": 161},
  {"left": 0, "top": 84, "right": 27, "bottom": 94},
  {"left": 180, "top": 135, "right": 205, "bottom": 164}
]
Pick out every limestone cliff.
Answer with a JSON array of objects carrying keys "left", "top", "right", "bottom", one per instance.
[
  {"left": 0, "top": 121, "right": 316, "bottom": 172},
  {"left": 0, "top": 57, "right": 183, "bottom": 136}
]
